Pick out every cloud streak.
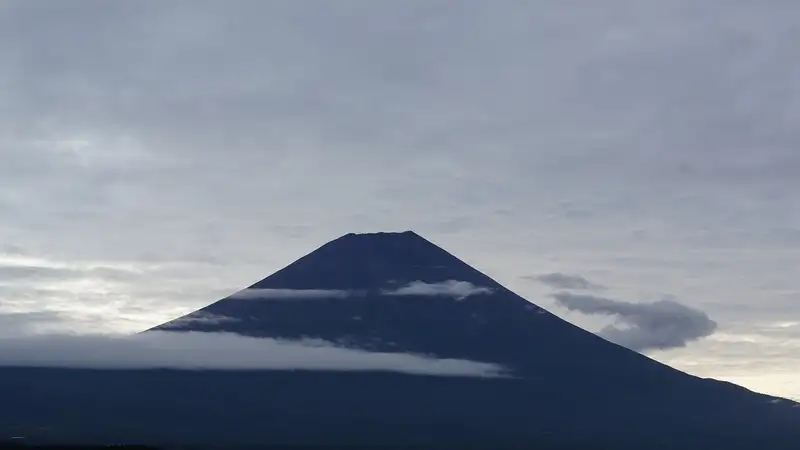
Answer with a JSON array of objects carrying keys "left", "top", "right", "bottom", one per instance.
[
  {"left": 225, "top": 282, "right": 493, "bottom": 301},
  {"left": 228, "top": 288, "right": 352, "bottom": 300},
  {"left": 528, "top": 273, "right": 604, "bottom": 291},
  {"left": 0, "top": 331, "right": 507, "bottom": 377},
  {"left": 382, "top": 280, "right": 493, "bottom": 300},
  {"left": 552, "top": 292, "right": 717, "bottom": 352},
  {"left": 165, "top": 312, "right": 239, "bottom": 327}
]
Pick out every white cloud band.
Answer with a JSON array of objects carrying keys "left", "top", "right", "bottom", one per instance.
[
  {"left": 382, "top": 280, "right": 493, "bottom": 300},
  {"left": 0, "top": 331, "right": 507, "bottom": 378},
  {"left": 228, "top": 288, "right": 352, "bottom": 300}
]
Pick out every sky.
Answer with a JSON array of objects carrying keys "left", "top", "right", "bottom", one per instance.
[{"left": 0, "top": 1, "right": 798, "bottom": 399}]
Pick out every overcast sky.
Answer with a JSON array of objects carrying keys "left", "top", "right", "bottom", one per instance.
[{"left": 1, "top": 1, "right": 798, "bottom": 399}]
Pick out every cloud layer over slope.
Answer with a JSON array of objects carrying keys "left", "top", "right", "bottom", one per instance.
[{"left": 0, "top": 331, "right": 506, "bottom": 377}]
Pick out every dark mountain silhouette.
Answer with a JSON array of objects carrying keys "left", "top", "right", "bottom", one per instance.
[{"left": 1, "top": 231, "right": 798, "bottom": 448}]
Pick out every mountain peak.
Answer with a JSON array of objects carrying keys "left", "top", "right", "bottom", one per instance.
[
  {"left": 233, "top": 230, "right": 495, "bottom": 292},
  {"left": 342, "top": 230, "right": 420, "bottom": 238},
  {"left": 328, "top": 230, "right": 429, "bottom": 250},
  {"left": 152, "top": 230, "right": 599, "bottom": 372}
]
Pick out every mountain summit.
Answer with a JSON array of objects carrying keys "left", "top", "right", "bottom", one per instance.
[
  {"left": 186, "top": 230, "right": 502, "bottom": 291},
  {"left": 3, "top": 231, "right": 799, "bottom": 448}
]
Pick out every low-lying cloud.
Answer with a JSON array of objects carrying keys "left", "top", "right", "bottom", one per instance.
[
  {"left": 228, "top": 288, "right": 352, "bottom": 300},
  {"left": 383, "top": 280, "right": 493, "bottom": 300},
  {"left": 0, "top": 331, "right": 507, "bottom": 377},
  {"left": 0, "top": 254, "right": 146, "bottom": 282},
  {"left": 165, "top": 311, "right": 239, "bottom": 327},
  {"left": 552, "top": 292, "right": 717, "bottom": 352},
  {"left": 528, "top": 273, "right": 604, "bottom": 291},
  {"left": 225, "top": 282, "right": 493, "bottom": 301}
]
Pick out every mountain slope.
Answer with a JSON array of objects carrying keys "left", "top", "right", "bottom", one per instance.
[
  {"left": 2, "top": 231, "right": 798, "bottom": 447},
  {"left": 153, "top": 231, "right": 673, "bottom": 375}
]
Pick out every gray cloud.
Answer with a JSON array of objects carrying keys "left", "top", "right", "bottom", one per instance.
[
  {"left": 166, "top": 312, "right": 239, "bottom": 327},
  {"left": 2, "top": 1, "right": 797, "bottom": 263},
  {"left": 0, "top": 264, "right": 77, "bottom": 280},
  {"left": 0, "top": 331, "right": 506, "bottom": 377},
  {"left": 383, "top": 280, "right": 493, "bottom": 300},
  {"left": 527, "top": 273, "right": 604, "bottom": 291},
  {"left": 228, "top": 288, "right": 352, "bottom": 300},
  {"left": 0, "top": 311, "right": 67, "bottom": 337},
  {"left": 552, "top": 292, "right": 718, "bottom": 352},
  {"left": 0, "top": 263, "right": 141, "bottom": 282}
]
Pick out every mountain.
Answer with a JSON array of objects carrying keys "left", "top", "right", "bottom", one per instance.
[{"left": 1, "top": 231, "right": 798, "bottom": 448}]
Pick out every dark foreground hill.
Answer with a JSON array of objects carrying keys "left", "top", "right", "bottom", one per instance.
[{"left": 1, "top": 231, "right": 798, "bottom": 448}]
